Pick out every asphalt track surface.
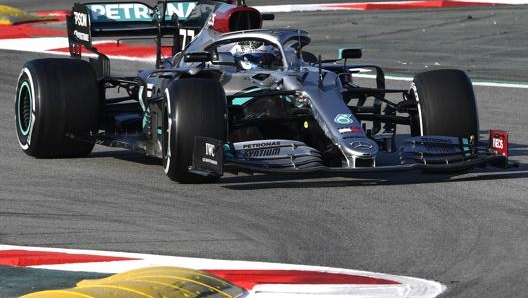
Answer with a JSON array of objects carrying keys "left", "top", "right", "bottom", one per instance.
[{"left": 1, "top": 1, "right": 528, "bottom": 298}]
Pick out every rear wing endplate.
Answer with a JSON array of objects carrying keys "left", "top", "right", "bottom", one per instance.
[{"left": 67, "top": 1, "right": 200, "bottom": 68}]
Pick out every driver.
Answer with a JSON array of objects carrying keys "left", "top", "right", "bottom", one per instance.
[{"left": 231, "top": 41, "right": 283, "bottom": 70}]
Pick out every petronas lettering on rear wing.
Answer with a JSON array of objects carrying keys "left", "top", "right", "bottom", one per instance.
[
  {"left": 66, "top": 1, "right": 212, "bottom": 67},
  {"left": 86, "top": 2, "right": 197, "bottom": 22},
  {"left": 68, "top": 2, "right": 198, "bottom": 43}
]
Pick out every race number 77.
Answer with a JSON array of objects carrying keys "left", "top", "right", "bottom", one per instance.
[{"left": 179, "top": 29, "right": 195, "bottom": 50}]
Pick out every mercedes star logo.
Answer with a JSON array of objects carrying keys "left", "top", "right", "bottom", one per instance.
[{"left": 350, "top": 141, "right": 374, "bottom": 150}]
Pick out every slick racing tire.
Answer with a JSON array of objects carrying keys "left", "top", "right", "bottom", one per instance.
[
  {"left": 162, "top": 78, "right": 227, "bottom": 183},
  {"left": 410, "top": 69, "right": 479, "bottom": 141},
  {"left": 15, "top": 58, "right": 100, "bottom": 158}
]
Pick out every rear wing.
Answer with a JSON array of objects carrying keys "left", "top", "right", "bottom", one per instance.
[{"left": 67, "top": 1, "right": 225, "bottom": 68}]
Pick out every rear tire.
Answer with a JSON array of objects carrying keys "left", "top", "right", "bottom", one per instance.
[
  {"left": 15, "top": 58, "right": 100, "bottom": 157},
  {"left": 162, "top": 78, "right": 227, "bottom": 183},
  {"left": 410, "top": 69, "right": 479, "bottom": 141}
]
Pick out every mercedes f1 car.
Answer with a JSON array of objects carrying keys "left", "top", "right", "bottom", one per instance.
[{"left": 15, "top": 0, "right": 512, "bottom": 183}]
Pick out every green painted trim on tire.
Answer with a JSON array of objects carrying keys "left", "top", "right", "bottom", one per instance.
[{"left": 17, "top": 81, "right": 32, "bottom": 136}]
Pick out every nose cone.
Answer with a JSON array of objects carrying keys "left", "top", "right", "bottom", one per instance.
[{"left": 342, "top": 138, "right": 379, "bottom": 159}]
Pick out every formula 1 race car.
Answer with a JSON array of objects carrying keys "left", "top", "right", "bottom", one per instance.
[{"left": 15, "top": 0, "right": 511, "bottom": 183}]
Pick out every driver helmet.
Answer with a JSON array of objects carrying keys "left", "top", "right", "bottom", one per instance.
[{"left": 231, "top": 41, "right": 282, "bottom": 70}]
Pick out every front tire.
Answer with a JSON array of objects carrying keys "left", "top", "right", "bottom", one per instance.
[
  {"left": 15, "top": 58, "right": 100, "bottom": 157},
  {"left": 162, "top": 78, "right": 227, "bottom": 183},
  {"left": 410, "top": 69, "right": 479, "bottom": 141}
]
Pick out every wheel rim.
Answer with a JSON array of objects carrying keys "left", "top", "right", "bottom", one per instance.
[
  {"left": 17, "top": 81, "right": 32, "bottom": 136},
  {"left": 162, "top": 106, "right": 172, "bottom": 173}
]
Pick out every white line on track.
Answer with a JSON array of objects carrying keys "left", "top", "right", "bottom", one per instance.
[{"left": 355, "top": 73, "right": 528, "bottom": 89}]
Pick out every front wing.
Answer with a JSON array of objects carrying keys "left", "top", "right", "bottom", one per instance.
[{"left": 190, "top": 130, "right": 514, "bottom": 178}]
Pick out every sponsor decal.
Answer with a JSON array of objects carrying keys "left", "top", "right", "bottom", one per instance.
[
  {"left": 338, "top": 127, "right": 362, "bottom": 134},
  {"left": 350, "top": 141, "right": 374, "bottom": 150},
  {"left": 343, "top": 135, "right": 366, "bottom": 140},
  {"left": 412, "top": 137, "right": 462, "bottom": 153},
  {"left": 423, "top": 145, "right": 458, "bottom": 153},
  {"left": 492, "top": 137, "right": 504, "bottom": 149},
  {"left": 88, "top": 4, "right": 147, "bottom": 21},
  {"left": 73, "top": 11, "right": 88, "bottom": 27},
  {"left": 403, "top": 136, "right": 461, "bottom": 154},
  {"left": 73, "top": 30, "right": 90, "bottom": 42},
  {"left": 201, "top": 157, "right": 218, "bottom": 165},
  {"left": 87, "top": 2, "right": 196, "bottom": 22},
  {"left": 420, "top": 137, "right": 456, "bottom": 144},
  {"left": 489, "top": 129, "right": 509, "bottom": 157},
  {"left": 242, "top": 141, "right": 281, "bottom": 149},
  {"left": 72, "top": 4, "right": 91, "bottom": 44},
  {"left": 165, "top": 2, "right": 196, "bottom": 20},
  {"left": 202, "top": 142, "right": 218, "bottom": 165},
  {"left": 334, "top": 114, "right": 354, "bottom": 124},
  {"left": 205, "top": 142, "right": 216, "bottom": 157},
  {"left": 241, "top": 148, "right": 281, "bottom": 158},
  {"left": 193, "top": 137, "right": 222, "bottom": 173}
]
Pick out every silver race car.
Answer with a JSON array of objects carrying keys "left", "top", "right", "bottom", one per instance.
[{"left": 15, "top": 0, "right": 512, "bottom": 183}]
